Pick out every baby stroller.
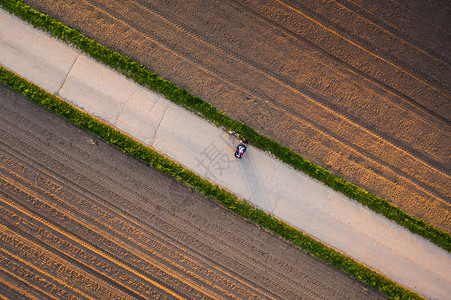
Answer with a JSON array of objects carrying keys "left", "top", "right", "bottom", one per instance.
[
  {"left": 235, "top": 139, "right": 248, "bottom": 159},
  {"left": 229, "top": 131, "right": 248, "bottom": 159}
]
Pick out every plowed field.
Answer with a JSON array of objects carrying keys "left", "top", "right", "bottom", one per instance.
[
  {"left": 23, "top": 0, "right": 451, "bottom": 233},
  {"left": 0, "top": 85, "right": 385, "bottom": 298}
]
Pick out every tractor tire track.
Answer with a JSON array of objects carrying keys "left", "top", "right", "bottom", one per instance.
[
  {"left": 238, "top": 0, "right": 450, "bottom": 120},
  {"left": 0, "top": 102, "right": 332, "bottom": 298},
  {"left": 275, "top": 0, "right": 450, "bottom": 92},
  {"left": 0, "top": 86, "right": 386, "bottom": 298},
  {"left": 0, "top": 154, "right": 291, "bottom": 299}
]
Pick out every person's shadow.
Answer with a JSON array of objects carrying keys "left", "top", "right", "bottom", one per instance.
[{"left": 227, "top": 135, "right": 282, "bottom": 214}]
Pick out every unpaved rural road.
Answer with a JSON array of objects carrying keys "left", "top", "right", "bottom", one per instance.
[
  {"left": 0, "top": 84, "right": 386, "bottom": 298},
  {"left": 24, "top": 0, "right": 451, "bottom": 232}
]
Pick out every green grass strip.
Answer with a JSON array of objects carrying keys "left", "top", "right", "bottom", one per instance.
[
  {"left": 1, "top": 0, "right": 449, "bottom": 253},
  {"left": 0, "top": 65, "right": 423, "bottom": 299}
]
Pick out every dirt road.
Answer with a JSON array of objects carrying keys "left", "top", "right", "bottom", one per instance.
[
  {"left": 23, "top": 0, "right": 451, "bottom": 232},
  {"left": 0, "top": 84, "right": 386, "bottom": 298}
]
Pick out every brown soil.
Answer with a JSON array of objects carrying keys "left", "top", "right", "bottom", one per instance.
[
  {"left": 23, "top": 0, "right": 451, "bottom": 233},
  {"left": 0, "top": 85, "right": 386, "bottom": 298}
]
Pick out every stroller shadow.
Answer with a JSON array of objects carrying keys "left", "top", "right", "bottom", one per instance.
[{"left": 227, "top": 134, "right": 276, "bottom": 212}]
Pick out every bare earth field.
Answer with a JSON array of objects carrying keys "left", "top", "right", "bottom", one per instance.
[
  {"left": 0, "top": 85, "right": 387, "bottom": 299},
  {"left": 23, "top": 0, "right": 451, "bottom": 233}
]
